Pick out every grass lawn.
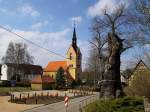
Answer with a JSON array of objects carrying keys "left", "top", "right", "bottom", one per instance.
[
  {"left": 0, "top": 87, "right": 31, "bottom": 95},
  {"left": 85, "top": 97, "right": 144, "bottom": 112}
]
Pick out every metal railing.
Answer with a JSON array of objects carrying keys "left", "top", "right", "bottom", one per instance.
[{"left": 68, "top": 94, "right": 99, "bottom": 112}]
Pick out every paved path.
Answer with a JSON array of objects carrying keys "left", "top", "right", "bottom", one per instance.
[{"left": 22, "top": 95, "right": 97, "bottom": 112}]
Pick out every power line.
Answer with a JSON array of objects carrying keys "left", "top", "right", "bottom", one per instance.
[
  {"left": 0, "top": 25, "right": 67, "bottom": 59},
  {"left": 0, "top": 25, "right": 92, "bottom": 66}
]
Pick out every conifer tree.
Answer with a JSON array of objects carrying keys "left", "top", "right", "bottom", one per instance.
[{"left": 56, "top": 67, "right": 65, "bottom": 88}]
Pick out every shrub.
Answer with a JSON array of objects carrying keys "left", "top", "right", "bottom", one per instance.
[
  {"left": 85, "top": 97, "right": 144, "bottom": 112},
  {"left": 16, "top": 81, "right": 30, "bottom": 87},
  {"left": 0, "top": 81, "right": 11, "bottom": 87}
]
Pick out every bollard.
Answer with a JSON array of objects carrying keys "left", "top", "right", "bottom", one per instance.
[
  {"left": 35, "top": 92, "right": 36, "bottom": 98},
  {"left": 15, "top": 96, "right": 17, "bottom": 103},
  {"left": 41, "top": 92, "right": 43, "bottom": 97},
  {"left": 27, "top": 93, "right": 29, "bottom": 99},
  {"left": 10, "top": 94, "right": 13, "bottom": 102},
  {"left": 19, "top": 93, "right": 21, "bottom": 100},
  {"left": 12, "top": 94, "right": 14, "bottom": 102},
  {"left": 47, "top": 92, "right": 49, "bottom": 97},
  {"left": 35, "top": 95, "right": 38, "bottom": 104},
  {"left": 50, "top": 94, "right": 53, "bottom": 97},
  {"left": 36, "top": 98, "right": 38, "bottom": 104},
  {"left": 55, "top": 92, "right": 58, "bottom": 97},
  {"left": 24, "top": 96, "right": 26, "bottom": 104}
]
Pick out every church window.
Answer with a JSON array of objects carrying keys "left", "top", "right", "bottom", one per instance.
[
  {"left": 78, "top": 55, "right": 81, "bottom": 59},
  {"left": 69, "top": 64, "right": 73, "bottom": 67},
  {"left": 70, "top": 53, "right": 72, "bottom": 60}
]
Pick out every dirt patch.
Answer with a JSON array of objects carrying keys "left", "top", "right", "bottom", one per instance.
[
  {"left": 0, "top": 96, "right": 42, "bottom": 112},
  {"left": 9, "top": 96, "right": 64, "bottom": 105}
]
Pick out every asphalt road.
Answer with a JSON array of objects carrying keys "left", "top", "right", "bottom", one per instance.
[{"left": 22, "top": 95, "right": 98, "bottom": 112}]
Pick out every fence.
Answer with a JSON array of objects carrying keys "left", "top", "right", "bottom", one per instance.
[
  {"left": 68, "top": 94, "right": 99, "bottom": 112},
  {"left": 10, "top": 90, "right": 61, "bottom": 104},
  {"left": 68, "top": 88, "right": 94, "bottom": 97},
  {"left": 144, "top": 97, "right": 150, "bottom": 112}
]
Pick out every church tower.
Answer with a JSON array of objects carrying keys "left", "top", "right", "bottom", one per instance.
[{"left": 66, "top": 27, "right": 82, "bottom": 81}]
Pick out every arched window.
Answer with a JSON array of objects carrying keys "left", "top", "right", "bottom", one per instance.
[{"left": 70, "top": 53, "right": 72, "bottom": 60}]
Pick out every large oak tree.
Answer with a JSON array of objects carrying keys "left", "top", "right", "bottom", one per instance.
[{"left": 89, "top": 2, "right": 149, "bottom": 99}]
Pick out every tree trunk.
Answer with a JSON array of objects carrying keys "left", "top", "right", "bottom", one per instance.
[{"left": 100, "top": 33, "right": 123, "bottom": 99}]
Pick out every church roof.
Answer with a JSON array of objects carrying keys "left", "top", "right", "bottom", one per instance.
[
  {"left": 72, "top": 27, "right": 77, "bottom": 40},
  {"left": 44, "top": 61, "right": 67, "bottom": 72}
]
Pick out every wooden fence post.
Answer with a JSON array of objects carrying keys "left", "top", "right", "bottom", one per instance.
[{"left": 20, "top": 94, "right": 22, "bottom": 100}]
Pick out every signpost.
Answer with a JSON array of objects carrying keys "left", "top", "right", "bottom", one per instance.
[{"left": 64, "top": 96, "right": 69, "bottom": 112}]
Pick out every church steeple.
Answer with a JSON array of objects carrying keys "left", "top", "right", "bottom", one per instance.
[{"left": 72, "top": 26, "right": 77, "bottom": 48}]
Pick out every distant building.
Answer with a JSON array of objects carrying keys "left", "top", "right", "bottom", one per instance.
[
  {"left": 1, "top": 63, "right": 43, "bottom": 82},
  {"left": 31, "top": 75, "right": 55, "bottom": 90},
  {"left": 128, "top": 60, "right": 150, "bottom": 86},
  {"left": 43, "top": 27, "right": 82, "bottom": 82}
]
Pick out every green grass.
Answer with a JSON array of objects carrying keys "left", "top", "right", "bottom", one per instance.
[
  {"left": 85, "top": 97, "right": 144, "bottom": 112},
  {"left": 0, "top": 87, "right": 31, "bottom": 95}
]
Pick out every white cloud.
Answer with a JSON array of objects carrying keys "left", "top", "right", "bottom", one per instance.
[
  {"left": 70, "top": 16, "right": 82, "bottom": 24},
  {"left": 87, "top": 0, "right": 129, "bottom": 17},
  {"left": 0, "top": 27, "right": 89, "bottom": 68},
  {"left": 18, "top": 4, "right": 40, "bottom": 17},
  {"left": 31, "top": 21, "right": 49, "bottom": 30}
]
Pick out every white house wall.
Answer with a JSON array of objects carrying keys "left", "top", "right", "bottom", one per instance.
[{"left": 1, "top": 64, "right": 8, "bottom": 80}]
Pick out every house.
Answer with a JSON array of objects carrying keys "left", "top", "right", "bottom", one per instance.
[
  {"left": 0, "top": 64, "right": 1, "bottom": 76},
  {"left": 43, "top": 27, "right": 82, "bottom": 82},
  {"left": 128, "top": 60, "right": 150, "bottom": 86},
  {"left": 1, "top": 63, "right": 43, "bottom": 82},
  {"left": 31, "top": 75, "right": 55, "bottom": 90}
]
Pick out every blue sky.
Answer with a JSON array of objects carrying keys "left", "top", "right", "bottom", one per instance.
[{"left": 0, "top": 0, "right": 148, "bottom": 70}]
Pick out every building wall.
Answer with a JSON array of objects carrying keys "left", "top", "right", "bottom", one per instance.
[
  {"left": 67, "top": 46, "right": 77, "bottom": 80},
  {"left": 43, "top": 45, "right": 82, "bottom": 81},
  {"left": 31, "top": 83, "right": 42, "bottom": 90},
  {"left": 1, "top": 64, "right": 8, "bottom": 80},
  {"left": 44, "top": 71, "right": 56, "bottom": 79},
  {"left": 128, "top": 62, "right": 149, "bottom": 86}
]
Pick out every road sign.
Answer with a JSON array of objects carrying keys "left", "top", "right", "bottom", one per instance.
[{"left": 64, "top": 96, "right": 69, "bottom": 107}]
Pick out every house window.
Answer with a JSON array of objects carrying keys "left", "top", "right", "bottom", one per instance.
[{"left": 70, "top": 53, "right": 72, "bottom": 60}]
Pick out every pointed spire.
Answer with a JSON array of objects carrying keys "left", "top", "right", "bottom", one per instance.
[
  {"left": 73, "top": 26, "right": 77, "bottom": 39},
  {"left": 72, "top": 25, "right": 77, "bottom": 48}
]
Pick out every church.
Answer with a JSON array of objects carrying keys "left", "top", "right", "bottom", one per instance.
[{"left": 43, "top": 27, "right": 82, "bottom": 82}]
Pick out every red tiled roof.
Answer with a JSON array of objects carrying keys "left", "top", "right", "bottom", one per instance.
[
  {"left": 44, "top": 61, "right": 67, "bottom": 72},
  {"left": 31, "top": 75, "right": 55, "bottom": 84}
]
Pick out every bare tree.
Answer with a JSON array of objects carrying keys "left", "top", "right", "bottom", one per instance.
[
  {"left": 2, "top": 42, "right": 34, "bottom": 64},
  {"left": 89, "top": 4, "right": 146, "bottom": 99},
  {"left": 2, "top": 42, "right": 34, "bottom": 81},
  {"left": 88, "top": 20, "right": 108, "bottom": 87},
  {"left": 131, "top": 0, "right": 150, "bottom": 44}
]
